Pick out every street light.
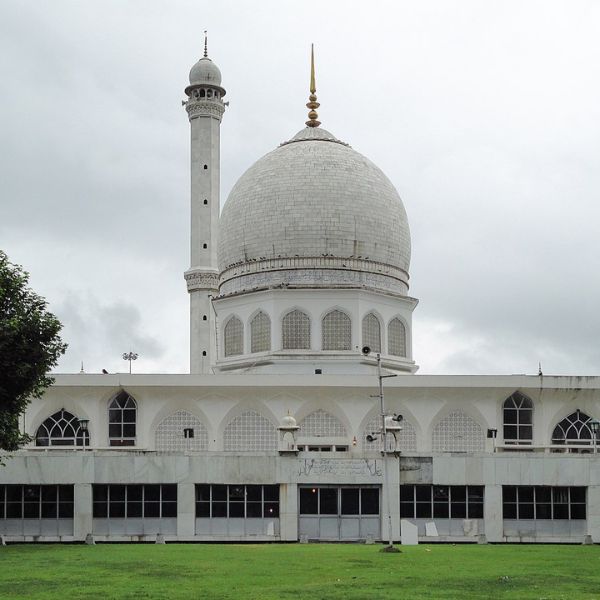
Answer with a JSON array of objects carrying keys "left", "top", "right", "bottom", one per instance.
[
  {"left": 363, "top": 346, "right": 400, "bottom": 553},
  {"left": 589, "top": 419, "right": 600, "bottom": 454},
  {"left": 122, "top": 352, "right": 139, "bottom": 374},
  {"left": 78, "top": 418, "right": 89, "bottom": 452}
]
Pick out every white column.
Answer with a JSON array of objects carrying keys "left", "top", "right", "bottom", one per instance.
[
  {"left": 177, "top": 483, "right": 196, "bottom": 539},
  {"left": 73, "top": 483, "right": 93, "bottom": 541},
  {"left": 484, "top": 484, "right": 503, "bottom": 542},
  {"left": 279, "top": 483, "right": 298, "bottom": 541}
]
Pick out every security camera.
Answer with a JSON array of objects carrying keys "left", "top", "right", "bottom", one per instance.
[
  {"left": 392, "top": 414, "right": 403, "bottom": 423},
  {"left": 366, "top": 434, "right": 378, "bottom": 443},
  {"left": 362, "top": 346, "right": 371, "bottom": 355}
]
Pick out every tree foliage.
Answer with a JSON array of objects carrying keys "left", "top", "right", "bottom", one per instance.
[{"left": 0, "top": 251, "right": 67, "bottom": 451}]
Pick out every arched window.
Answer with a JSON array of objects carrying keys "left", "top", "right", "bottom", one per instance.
[
  {"left": 321, "top": 310, "right": 351, "bottom": 351},
  {"left": 223, "top": 410, "right": 277, "bottom": 451},
  {"left": 503, "top": 392, "right": 533, "bottom": 445},
  {"left": 224, "top": 316, "right": 243, "bottom": 357},
  {"left": 282, "top": 310, "right": 310, "bottom": 350},
  {"left": 388, "top": 318, "right": 406, "bottom": 357},
  {"left": 298, "top": 410, "right": 347, "bottom": 438},
  {"left": 363, "top": 416, "right": 417, "bottom": 452},
  {"left": 35, "top": 409, "right": 89, "bottom": 447},
  {"left": 155, "top": 410, "right": 208, "bottom": 452},
  {"left": 432, "top": 411, "right": 485, "bottom": 452},
  {"left": 362, "top": 313, "right": 381, "bottom": 353},
  {"left": 108, "top": 391, "right": 137, "bottom": 446},
  {"left": 552, "top": 410, "right": 594, "bottom": 446},
  {"left": 250, "top": 312, "right": 271, "bottom": 353}
]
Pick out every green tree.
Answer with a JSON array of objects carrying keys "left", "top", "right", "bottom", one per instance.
[{"left": 0, "top": 251, "right": 67, "bottom": 451}]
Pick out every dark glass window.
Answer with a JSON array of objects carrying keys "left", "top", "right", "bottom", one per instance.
[
  {"left": 341, "top": 488, "right": 359, "bottom": 515},
  {"left": 502, "top": 486, "right": 586, "bottom": 520},
  {"left": 92, "top": 484, "right": 177, "bottom": 518},
  {"left": 194, "top": 485, "right": 280, "bottom": 519},
  {"left": 400, "top": 485, "right": 484, "bottom": 519},
  {"left": 108, "top": 391, "right": 137, "bottom": 446},
  {"left": 0, "top": 485, "right": 74, "bottom": 519},
  {"left": 503, "top": 392, "right": 533, "bottom": 445},
  {"left": 319, "top": 488, "right": 338, "bottom": 515}
]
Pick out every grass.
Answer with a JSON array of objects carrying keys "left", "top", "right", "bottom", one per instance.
[{"left": 0, "top": 543, "right": 599, "bottom": 599}]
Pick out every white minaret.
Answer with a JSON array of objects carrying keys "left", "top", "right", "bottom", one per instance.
[{"left": 183, "top": 35, "right": 226, "bottom": 374}]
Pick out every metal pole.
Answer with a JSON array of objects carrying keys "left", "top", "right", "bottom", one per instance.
[{"left": 378, "top": 353, "right": 395, "bottom": 550}]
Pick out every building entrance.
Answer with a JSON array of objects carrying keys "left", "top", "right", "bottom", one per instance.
[{"left": 298, "top": 485, "right": 380, "bottom": 541}]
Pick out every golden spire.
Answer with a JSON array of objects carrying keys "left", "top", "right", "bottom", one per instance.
[
  {"left": 305, "top": 44, "right": 321, "bottom": 128},
  {"left": 203, "top": 30, "right": 208, "bottom": 58}
]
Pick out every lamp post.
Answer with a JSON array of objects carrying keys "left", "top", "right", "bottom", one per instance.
[
  {"left": 78, "top": 418, "right": 89, "bottom": 452},
  {"left": 363, "top": 347, "right": 400, "bottom": 552},
  {"left": 589, "top": 419, "right": 600, "bottom": 454},
  {"left": 122, "top": 352, "right": 139, "bottom": 374}
]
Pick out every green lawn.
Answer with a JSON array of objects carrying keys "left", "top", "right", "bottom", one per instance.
[{"left": 0, "top": 543, "right": 599, "bottom": 599}]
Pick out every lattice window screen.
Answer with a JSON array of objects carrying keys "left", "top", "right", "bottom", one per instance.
[
  {"left": 388, "top": 318, "right": 407, "bottom": 357},
  {"left": 223, "top": 410, "right": 277, "bottom": 451},
  {"left": 282, "top": 310, "right": 311, "bottom": 350},
  {"left": 250, "top": 312, "right": 271, "bottom": 353},
  {"left": 299, "top": 409, "right": 347, "bottom": 437},
  {"left": 363, "top": 416, "right": 417, "bottom": 451},
  {"left": 155, "top": 410, "right": 208, "bottom": 452},
  {"left": 224, "top": 316, "right": 243, "bottom": 357},
  {"left": 362, "top": 313, "right": 381, "bottom": 353},
  {"left": 432, "top": 411, "right": 485, "bottom": 452},
  {"left": 322, "top": 310, "right": 352, "bottom": 351}
]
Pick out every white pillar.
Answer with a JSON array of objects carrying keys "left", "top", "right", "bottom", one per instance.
[
  {"left": 484, "top": 484, "right": 503, "bottom": 542},
  {"left": 587, "top": 485, "right": 600, "bottom": 543},
  {"left": 73, "top": 483, "right": 93, "bottom": 541},
  {"left": 279, "top": 483, "right": 298, "bottom": 541},
  {"left": 177, "top": 483, "right": 196, "bottom": 539}
]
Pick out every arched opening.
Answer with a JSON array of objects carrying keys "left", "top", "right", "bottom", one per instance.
[
  {"left": 250, "top": 312, "right": 271, "bottom": 353},
  {"left": 108, "top": 391, "right": 137, "bottom": 446},
  {"left": 503, "top": 392, "right": 533, "bottom": 445},
  {"left": 362, "top": 313, "right": 381, "bottom": 353},
  {"left": 224, "top": 316, "right": 243, "bottom": 357},
  {"left": 552, "top": 410, "right": 595, "bottom": 446},
  {"left": 321, "top": 310, "right": 351, "bottom": 351},
  {"left": 282, "top": 310, "right": 310, "bottom": 350},
  {"left": 388, "top": 318, "right": 406, "bottom": 357},
  {"left": 35, "top": 409, "right": 89, "bottom": 447}
]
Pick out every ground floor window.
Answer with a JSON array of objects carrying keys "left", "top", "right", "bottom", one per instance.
[
  {"left": 92, "top": 484, "right": 177, "bottom": 518},
  {"left": 502, "top": 486, "right": 586, "bottom": 520},
  {"left": 400, "top": 485, "right": 484, "bottom": 519},
  {"left": 0, "top": 485, "right": 74, "bottom": 519},
  {"left": 299, "top": 486, "right": 379, "bottom": 515},
  {"left": 195, "top": 485, "right": 279, "bottom": 518}
]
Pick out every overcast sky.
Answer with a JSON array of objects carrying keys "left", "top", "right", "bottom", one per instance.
[{"left": 1, "top": 0, "right": 599, "bottom": 375}]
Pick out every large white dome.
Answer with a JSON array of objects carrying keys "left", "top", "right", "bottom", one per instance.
[{"left": 218, "top": 126, "right": 411, "bottom": 296}]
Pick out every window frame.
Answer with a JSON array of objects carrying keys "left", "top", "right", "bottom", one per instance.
[
  {"left": 108, "top": 391, "right": 137, "bottom": 447},
  {"left": 195, "top": 484, "right": 280, "bottom": 519}
]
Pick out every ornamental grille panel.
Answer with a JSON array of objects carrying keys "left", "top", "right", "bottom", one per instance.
[
  {"left": 387, "top": 318, "right": 406, "bottom": 357},
  {"left": 35, "top": 409, "right": 89, "bottom": 447},
  {"left": 432, "top": 411, "right": 485, "bottom": 452},
  {"left": 250, "top": 312, "right": 271, "bottom": 353},
  {"left": 362, "top": 313, "right": 381, "bottom": 353},
  {"left": 155, "top": 410, "right": 208, "bottom": 452},
  {"left": 363, "top": 417, "right": 417, "bottom": 451},
  {"left": 552, "top": 410, "right": 595, "bottom": 445},
  {"left": 223, "top": 410, "right": 277, "bottom": 451},
  {"left": 299, "top": 409, "right": 347, "bottom": 438},
  {"left": 224, "top": 316, "right": 243, "bottom": 357},
  {"left": 503, "top": 392, "right": 533, "bottom": 445},
  {"left": 282, "top": 310, "right": 311, "bottom": 350},
  {"left": 321, "top": 310, "right": 351, "bottom": 351}
]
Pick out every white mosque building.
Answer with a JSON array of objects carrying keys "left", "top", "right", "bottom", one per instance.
[{"left": 2, "top": 44, "right": 600, "bottom": 544}]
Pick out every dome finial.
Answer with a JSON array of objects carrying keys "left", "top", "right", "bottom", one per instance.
[
  {"left": 203, "top": 30, "right": 208, "bottom": 58},
  {"left": 305, "top": 43, "right": 321, "bottom": 128}
]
